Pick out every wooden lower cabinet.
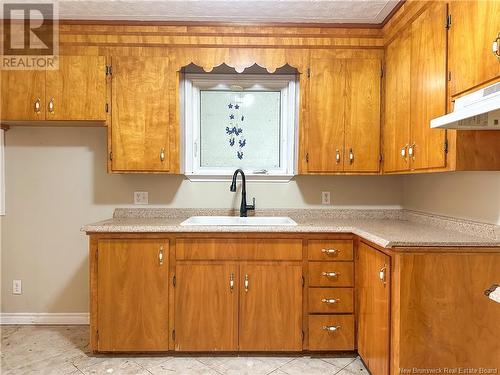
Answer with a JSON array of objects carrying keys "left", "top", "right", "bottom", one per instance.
[
  {"left": 96, "top": 239, "right": 169, "bottom": 352},
  {"left": 239, "top": 263, "right": 302, "bottom": 351},
  {"left": 356, "top": 242, "right": 391, "bottom": 375}
]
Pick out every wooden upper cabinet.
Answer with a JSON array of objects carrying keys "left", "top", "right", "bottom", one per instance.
[
  {"left": 383, "top": 29, "right": 411, "bottom": 173},
  {"left": 97, "top": 239, "right": 169, "bottom": 352},
  {"left": 449, "top": 0, "right": 500, "bottom": 96},
  {"left": 356, "top": 242, "right": 390, "bottom": 375},
  {"left": 0, "top": 70, "right": 45, "bottom": 121},
  {"left": 175, "top": 262, "right": 238, "bottom": 351},
  {"left": 307, "top": 57, "right": 346, "bottom": 173},
  {"left": 344, "top": 59, "right": 381, "bottom": 173},
  {"left": 45, "top": 55, "right": 107, "bottom": 121},
  {"left": 409, "top": 1, "right": 447, "bottom": 171},
  {"left": 111, "top": 56, "right": 171, "bottom": 172},
  {"left": 239, "top": 263, "right": 302, "bottom": 351}
]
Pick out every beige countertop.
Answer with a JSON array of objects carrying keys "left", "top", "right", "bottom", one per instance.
[{"left": 82, "top": 208, "right": 500, "bottom": 249}]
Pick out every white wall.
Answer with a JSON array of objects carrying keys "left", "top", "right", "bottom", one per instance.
[
  {"left": 403, "top": 172, "right": 500, "bottom": 226},
  {"left": 1, "top": 127, "right": 404, "bottom": 313}
]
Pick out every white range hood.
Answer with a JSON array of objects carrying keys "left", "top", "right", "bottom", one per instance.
[{"left": 430, "top": 82, "right": 500, "bottom": 130}]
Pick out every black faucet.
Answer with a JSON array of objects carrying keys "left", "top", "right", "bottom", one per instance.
[{"left": 230, "top": 169, "right": 256, "bottom": 217}]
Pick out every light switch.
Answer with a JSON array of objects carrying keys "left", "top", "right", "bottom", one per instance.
[
  {"left": 321, "top": 191, "right": 331, "bottom": 205},
  {"left": 13, "top": 280, "right": 22, "bottom": 295}
]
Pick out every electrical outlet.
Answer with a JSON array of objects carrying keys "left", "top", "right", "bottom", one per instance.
[
  {"left": 12, "top": 280, "right": 22, "bottom": 295},
  {"left": 134, "top": 191, "right": 149, "bottom": 205},
  {"left": 321, "top": 191, "right": 331, "bottom": 205}
]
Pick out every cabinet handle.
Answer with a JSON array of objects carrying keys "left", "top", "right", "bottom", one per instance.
[
  {"left": 349, "top": 148, "right": 354, "bottom": 164},
  {"left": 244, "top": 274, "right": 249, "bottom": 292},
  {"left": 335, "top": 149, "right": 341, "bottom": 164},
  {"left": 401, "top": 145, "right": 408, "bottom": 161},
  {"left": 493, "top": 32, "right": 500, "bottom": 60},
  {"left": 34, "top": 98, "right": 41, "bottom": 114},
  {"left": 321, "top": 298, "right": 339, "bottom": 304},
  {"left": 160, "top": 148, "right": 165, "bottom": 162},
  {"left": 48, "top": 98, "right": 55, "bottom": 113},
  {"left": 229, "top": 273, "right": 234, "bottom": 292},
  {"left": 321, "top": 248, "right": 339, "bottom": 255},
  {"left": 322, "top": 325, "right": 341, "bottom": 332},
  {"left": 408, "top": 143, "right": 415, "bottom": 159},
  {"left": 379, "top": 266, "right": 387, "bottom": 284},
  {"left": 322, "top": 271, "right": 340, "bottom": 278},
  {"left": 158, "top": 246, "right": 164, "bottom": 266}
]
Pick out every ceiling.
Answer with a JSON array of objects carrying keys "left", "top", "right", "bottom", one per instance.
[{"left": 52, "top": 0, "right": 401, "bottom": 24}]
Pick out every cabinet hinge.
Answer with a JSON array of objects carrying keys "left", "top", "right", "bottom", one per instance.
[
  {"left": 172, "top": 329, "right": 176, "bottom": 341},
  {"left": 444, "top": 138, "right": 449, "bottom": 154},
  {"left": 105, "top": 65, "right": 112, "bottom": 76},
  {"left": 305, "top": 153, "right": 309, "bottom": 163},
  {"left": 380, "top": 67, "right": 384, "bottom": 78},
  {"left": 301, "top": 275, "right": 305, "bottom": 288},
  {"left": 172, "top": 275, "right": 176, "bottom": 287},
  {"left": 307, "top": 68, "right": 310, "bottom": 78},
  {"left": 445, "top": 14, "right": 452, "bottom": 29},
  {"left": 448, "top": 71, "right": 452, "bottom": 82},
  {"left": 109, "top": 151, "right": 113, "bottom": 161},
  {"left": 96, "top": 330, "right": 99, "bottom": 342},
  {"left": 301, "top": 330, "right": 305, "bottom": 342},
  {"left": 379, "top": 153, "right": 383, "bottom": 163},
  {"left": 105, "top": 103, "right": 109, "bottom": 113}
]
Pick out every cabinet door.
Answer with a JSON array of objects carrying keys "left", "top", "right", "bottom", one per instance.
[
  {"left": 344, "top": 59, "right": 381, "bottom": 173},
  {"left": 383, "top": 29, "right": 411, "bottom": 173},
  {"left": 0, "top": 70, "right": 45, "bottom": 121},
  {"left": 307, "top": 57, "right": 345, "bottom": 173},
  {"left": 449, "top": 1, "right": 500, "bottom": 96},
  {"left": 111, "top": 56, "right": 171, "bottom": 172},
  {"left": 175, "top": 262, "right": 238, "bottom": 351},
  {"left": 356, "top": 242, "right": 390, "bottom": 375},
  {"left": 409, "top": 2, "right": 447, "bottom": 171},
  {"left": 239, "top": 263, "right": 302, "bottom": 351},
  {"left": 45, "top": 56, "right": 107, "bottom": 121},
  {"left": 97, "top": 239, "right": 169, "bottom": 351}
]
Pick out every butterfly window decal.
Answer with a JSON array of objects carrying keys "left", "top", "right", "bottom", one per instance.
[{"left": 226, "top": 95, "right": 246, "bottom": 160}]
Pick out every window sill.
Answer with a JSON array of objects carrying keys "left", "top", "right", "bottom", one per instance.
[{"left": 184, "top": 174, "right": 295, "bottom": 183}]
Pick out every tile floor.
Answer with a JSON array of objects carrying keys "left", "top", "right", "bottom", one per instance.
[{"left": 1, "top": 325, "right": 367, "bottom": 375}]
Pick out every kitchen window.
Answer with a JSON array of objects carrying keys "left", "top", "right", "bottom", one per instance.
[{"left": 183, "top": 72, "right": 298, "bottom": 180}]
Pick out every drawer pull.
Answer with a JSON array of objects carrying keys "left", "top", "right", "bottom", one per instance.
[
  {"left": 158, "top": 246, "right": 164, "bottom": 266},
  {"left": 321, "top": 249, "right": 339, "bottom": 255},
  {"left": 322, "top": 325, "right": 341, "bottom": 332},
  {"left": 321, "top": 298, "right": 339, "bottom": 304},
  {"left": 322, "top": 272, "right": 340, "bottom": 278},
  {"left": 244, "top": 274, "right": 249, "bottom": 292},
  {"left": 229, "top": 273, "right": 234, "bottom": 292}
]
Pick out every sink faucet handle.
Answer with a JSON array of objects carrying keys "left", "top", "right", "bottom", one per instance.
[{"left": 247, "top": 197, "right": 256, "bottom": 210}]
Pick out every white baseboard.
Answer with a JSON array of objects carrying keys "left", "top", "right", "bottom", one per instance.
[{"left": 0, "top": 313, "right": 89, "bottom": 325}]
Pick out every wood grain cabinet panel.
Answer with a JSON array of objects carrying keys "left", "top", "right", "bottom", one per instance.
[
  {"left": 409, "top": 1, "right": 447, "bottom": 171},
  {"left": 239, "top": 263, "right": 303, "bottom": 351},
  {"left": 356, "top": 242, "right": 390, "bottom": 375},
  {"left": 97, "top": 239, "right": 169, "bottom": 352},
  {"left": 308, "top": 240, "right": 353, "bottom": 261},
  {"left": 308, "top": 315, "right": 354, "bottom": 351},
  {"left": 449, "top": 0, "right": 500, "bottom": 96},
  {"left": 308, "top": 262, "right": 354, "bottom": 287},
  {"left": 307, "top": 58, "right": 346, "bottom": 173},
  {"left": 111, "top": 56, "right": 171, "bottom": 172},
  {"left": 308, "top": 288, "right": 354, "bottom": 314},
  {"left": 174, "top": 262, "right": 238, "bottom": 351},
  {"left": 383, "top": 28, "right": 411, "bottom": 173},
  {"left": 45, "top": 56, "right": 107, "bottom": 121},
  {"left": 344, "top": 59, "right": 381, "bottom": 173},
  {"left": 0, "top": 70, "right": 45, "bottom": 121}
]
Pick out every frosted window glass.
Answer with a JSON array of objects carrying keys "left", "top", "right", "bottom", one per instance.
[{"left": 200, "top": 91, "right": 281, "bottom": 168}]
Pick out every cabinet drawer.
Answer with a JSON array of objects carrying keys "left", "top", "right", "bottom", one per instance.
[
  {"left": 176, "top": 239, "right": 302, "bottom": 260},
  {"left": 308, "top": 262, "right": 354, "bottom": 287},
  {"left": 308, "top": 240, "right": 353, "bottom": 261},
  {"left": 308, "top": 288, "right": 353, "bottom": 314},
  {"left": 308, "top": 315, "right": 354, "bottom": 350}
]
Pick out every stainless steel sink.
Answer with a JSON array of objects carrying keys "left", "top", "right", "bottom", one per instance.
[{"left": 180, "top": 216, "right": 297, "bottom": 226}]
